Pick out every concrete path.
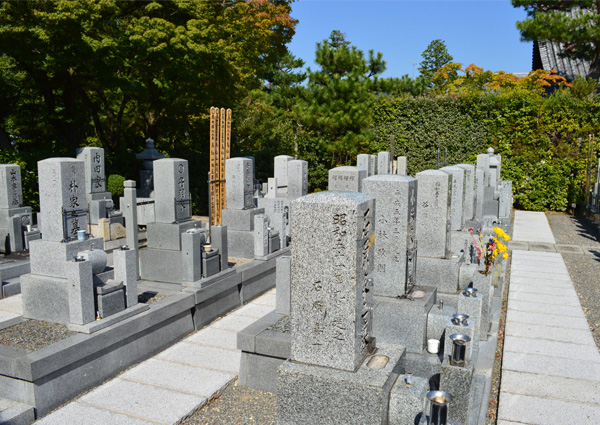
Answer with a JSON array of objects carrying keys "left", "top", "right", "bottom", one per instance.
[
  {"left": 511, "top": 210, "right": 556, "bottom": 244},
  {"left": 35, "top": 290, "right": 276, "bottom": 424},
  {"left": 498, "top": 212, "right": 600, "bottom": 425}
]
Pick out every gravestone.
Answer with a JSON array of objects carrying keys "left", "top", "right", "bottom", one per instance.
[
  {"left": 456, "top": 164, "right": 475, "bottom": 222},
  {"left": 225, "top": 157, "right": 254, "bottom": 210},
  {"left": 289, "top": 191, "right": 375, "bottom": 370},
  {"left": 154, "top": 158, "right": 191, "bottom": 223},
  {"left": 328, "top": 166, "right": 366, "bottom": 193},
  {"left": 397, "top": 156, "right": 407, "bottom": 175},
  {"left": 474, "top": 168, "right": 485, "bottom": 220},
  {"left": 222, "top": 157, "right": 265, "bottom": 258},
  {"left": 38, "top": 158, "right": 89, "bottom": 242},
  {"left": 274, "top": 155, "right": 293, "bottom": 192},
  {"left": 0, "top": 164, "right": 32, "bottom": 253},
  {"left": 476, "top": 154, "right": 490, "bottom": 187},
  {"left": 287, "top": 160, "right": 308, "bottom": 200},
  {"left": 278, "top": 191, "right": 405, "bottom": 425},
  {"left": 415, "top": 170, "right": 452, "bottom": 258},
  {"left": 440, "top": 166, "right": 466, "bottom": 231},
  {"left": 356, "top": 154, "right": 373, "bottom": 176},
  {"left": 22, "top": 158, "right": 113, "bottom": 326},
  {"left": 369, "top": 155, "right": 378, "bottom": 176},
  {"left": 265, "top": 178, "right": 277, "bottom": 199},
  {"left": 377, "top": 151, "right": 391, "bottom": 175},
  {"left": 76, "top": 147, "right": 110, "bottom": 223},
  {"left": 362, "top": 175, "right": 417, "bottom": 297}
]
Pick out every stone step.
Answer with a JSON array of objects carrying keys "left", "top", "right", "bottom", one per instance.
[{"left": 0, "top": 397, "right": 35, "bottom": 425}]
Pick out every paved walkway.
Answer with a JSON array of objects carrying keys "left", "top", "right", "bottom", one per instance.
[
  {"left": 498, "top": 211, "right": 600, "bottom": 425},
  {"left": 35, "top": 290, "right": 276, "bottom": 424}
]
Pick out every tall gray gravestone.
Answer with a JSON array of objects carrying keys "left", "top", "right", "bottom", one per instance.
[
  {"left": 225, "top": 157, "right": 254, "bottom": 210},
  {"left": 222, "top": 157, "right": 265, "bottom": 258},
  {"left": 76, "top": 147, "right": 113, "bottom": 224},
  {"left": 363, "top": 175, "right": 417, "bottom": 297},
  {"left": 457, "top": 164, "right": 475, "bottom": 222},
  {"left": 0, "top": 164, "right": 32, "bottom": 252},
  {"left": 396, "top": 156, "right": 407, "bottom": 175},
  {"left": 153, "top": 158, "right": 191, "bottom": 223},
  {"left": 440, "top": 166, "right": 465, "bottom": 231},
  {"left": 38, "top": 158, "right": 89, "bottom": 242},
  {"left": 274, "top": 155, "right": 293, "bottom": 190},
  {"left": 476, "top": 153, "right": 491, "bottom": 187},
  {"left": 356, "top": 154, "right": 373, "bottom": 176},
  {"left": 289, "top": 191, "right": 375, "bottom": 371},
  {"left": 369, "top": 155, "right": 378, "bottom": 176},
  {"left": 287, "top": 160, "right": 308, "bottom": 200},
  {"left": 474, "top": 168, "right": 485, "bottom": 220},
  {"left": 279, "top": 191, "right": 406, "bottom": 425},
  {"left": 328, "top": 166, "right": 366, "bottom": 193},
  {"left": 416, "top": 170, "right": 451, "bottom": 258},
  {"left": 377, "top": 151, "right": 391, "bottom": 175}
]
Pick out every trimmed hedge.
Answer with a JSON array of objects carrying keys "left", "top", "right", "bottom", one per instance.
[{"left": 371, "top": 91, "right": 600, "bottom": 211}]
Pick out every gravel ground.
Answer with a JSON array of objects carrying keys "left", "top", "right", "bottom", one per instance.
[
  {"left": 0, "top": 320, "right": 75, "bottom": 351},
  {"left": 181, "top": 382, "right": 276, "bottom": 425},
  {"left": 546, "top": 212, "right": 600, "bottom": 350}
]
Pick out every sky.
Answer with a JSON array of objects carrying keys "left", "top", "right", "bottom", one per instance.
[{"left": 287, "top": 0, "right": 533, "bottom": 78}]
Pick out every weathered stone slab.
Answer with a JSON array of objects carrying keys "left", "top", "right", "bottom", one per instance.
[
  {"left": 363, "top": 175, "right": 417, "bottom": 296},
  {"left": 290, "top": 191, "right": 375, "bottom": 372},
  {"left": 153, "top": 158, "right": 191, "bottom": 223},
  {"left": 416, "top": 170, "right": 452, "bottom": 258},
  {"left": 328, "top": 166, "right": 366, "bottom": 193}
]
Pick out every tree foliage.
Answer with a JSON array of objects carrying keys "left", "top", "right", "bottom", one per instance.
[
  {"left": 512, "top": 1, "right": 600, "bottom": 78},
  {"left": 0, "top": 0, "right": 296, "bottom": 157},
  {"left": 296, "top": 30, "right": 386, "bottom": 166},
  {"left": 418, "top": 39, "right": 453, "bottom": 85}
]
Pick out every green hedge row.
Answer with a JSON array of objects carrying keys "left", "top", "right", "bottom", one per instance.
[{"left": 370, "top": 91, "right": 600, "bottom": 211}]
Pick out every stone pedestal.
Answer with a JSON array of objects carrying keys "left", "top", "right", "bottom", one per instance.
[
  {"left": 278, "top": 343, "right": 406, "bottom": 425},
  {"left": 373, "top": 286, "right": 436, "bottom": 354},
  {"left": 417, "top": 255, "right": 464, "bottom": 294},
  {"left": 440, "top": 358, "right": 475, "bottom": 425},
  {"left": 389, "top": 374, "right": 429, "bottom": 425}
]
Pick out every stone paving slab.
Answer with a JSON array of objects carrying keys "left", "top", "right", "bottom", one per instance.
[
  {"left": 498, "top": 392, "right": 600, "bottom": 425},
  {"left": 512, "top": 211, "right": 556, "bottom": 244},
  {"left": 527, "top": 242, "right": 557, "bottom": 252},
  {"left": 36, "top": 402, "right": 156, "bottom": 425},
  {"left": 509, "top": 275, "right": 574, "bottom": 288},
  {"left": 506, "top": 308, "right": 591, "bottom": 330},
  {"left": 157, "top": 342, "right": 242, "bottom": 375},
  {"left": 504, "top": 335, "right": 600, "bottom": 362},
  {"left": 233, "top": 304, "right": 276, "bottom": 319},
  {"left": 79, "top": 379, "right": 205, "bottom": 424},
  {"left": 505, "top": 321, "right": 597, "bottom": 346},
  {"left": 500, "top": 370, "right": 600, "bottom": 406},
  {"left": 508, "top": 283, "right": 577, "bottom": 297},
  {"left": 185, "top": 327, "right": 239, "bottom": 350},
  {"left": 210, "top": 312, "right": 272, "bottom": 333},
  {"left": 120, "top": 358, "right": 235, "bottom": 397},
  {"left": 503, "top": 344, "right": 600, "bottom": 382},
  {"left": 506, "top": 300, "right": 586, "bottom": 318},
  {"left": 507, "top": 291, "right": 582, "bottom": 307}
]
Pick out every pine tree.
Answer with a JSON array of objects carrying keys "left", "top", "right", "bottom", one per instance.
[
  {"left": 512, "top": 1, "right": 600, "bottom": 79},
  {"left": 295, "top": 30, "right": 386, "bottom": 166},
  {"left": 418, "top": 39, "right": 454, "bottom": 86}
]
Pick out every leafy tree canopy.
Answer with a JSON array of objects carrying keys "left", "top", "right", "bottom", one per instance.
[
  {"left": 0, "top": 0, "right": 296, "bottom": 156},
  {"left": 512, "top": 1, "right": 600, "bottom": 78}
]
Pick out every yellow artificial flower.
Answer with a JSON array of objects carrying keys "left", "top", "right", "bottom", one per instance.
[{"left": 502, "top": 253, "right": 508, "bottom": 260}]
